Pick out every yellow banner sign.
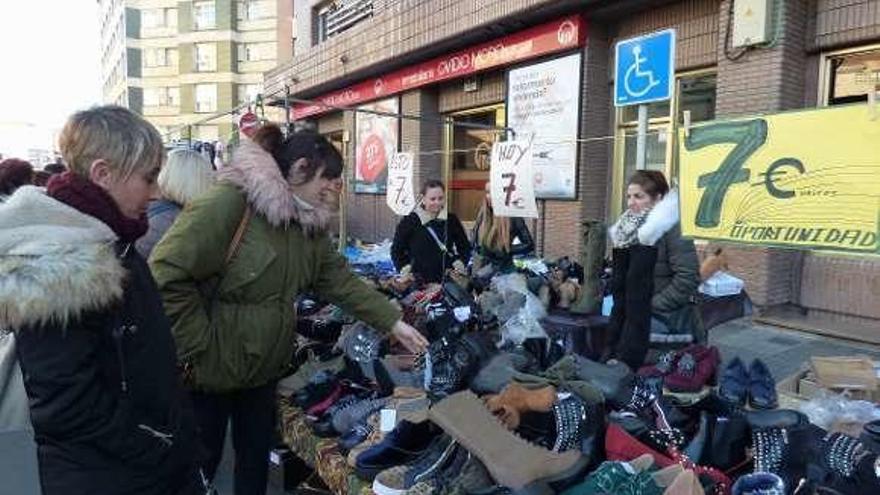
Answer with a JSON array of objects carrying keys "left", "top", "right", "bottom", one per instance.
[{"left": 678, "top": 105, "right": 880, "bottom": 253}]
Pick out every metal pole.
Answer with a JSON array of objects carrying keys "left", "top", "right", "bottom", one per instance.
[
  {"left": 636, "top": 104, "right": 648, "bottom": 170},
  {"left": 284, "top": 85, "right": 291, "bottom": 132},
  {"left": 338, "top": 124, "right": 350, "bottom": 254}
]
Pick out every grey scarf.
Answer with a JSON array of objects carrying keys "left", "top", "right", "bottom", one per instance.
[{"left": 611, "top": 208, "right": 649, "bottom": 248}]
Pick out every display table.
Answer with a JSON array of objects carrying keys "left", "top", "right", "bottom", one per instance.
[{"left": 277, "top": 396, "right": 373, "bottom": 495}]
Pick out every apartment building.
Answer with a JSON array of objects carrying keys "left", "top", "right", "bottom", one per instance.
[{"left": 98, "top": 0, "right": 294, "bottom": 142}]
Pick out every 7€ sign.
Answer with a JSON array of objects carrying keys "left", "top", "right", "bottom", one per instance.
[
  {"left": 490, "top": 140, "right": 539, "bottom": 218},
  {"left": 386, "top": 152, "right": 416, "bottom": 216}
]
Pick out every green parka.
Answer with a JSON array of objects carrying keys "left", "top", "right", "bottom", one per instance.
[{"left": 149, "top": 140, "right": 401, "bottom": 392}]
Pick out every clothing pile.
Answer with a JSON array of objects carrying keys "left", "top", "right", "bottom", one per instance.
[{"left": 280, "top": 276, "right": 880, "bottom": 495}]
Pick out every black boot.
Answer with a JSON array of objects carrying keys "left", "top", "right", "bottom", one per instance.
[
  {"left": 602, "top": 248, "right": 629, "bottom": 362},
  {"left": 616, "top": 245, "right": 657, "bottom": 370}
]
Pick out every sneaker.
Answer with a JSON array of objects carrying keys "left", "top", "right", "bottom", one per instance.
[
  {"left": 332, "top": 397, "right": 388, "bottom": 435},
  {"left": 372, "top": 435, "right": 456, "bottom": 495},
  {"left": 355, "top": 420, "right": 437, "bottom": 480}
]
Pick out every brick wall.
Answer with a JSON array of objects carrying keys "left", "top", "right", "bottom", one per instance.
[
  {"left": 811, "top": 0, "right": 880, "bottom": 50},
  {"left": 712, "top": 0, "right": 810, "bottom": 306},
  {"left": 438, "top": 73, "right": 506, "bottom": 114}
]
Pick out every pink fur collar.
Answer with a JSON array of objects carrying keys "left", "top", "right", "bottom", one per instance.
[{"left": 218, "top": 139, "right": 335, "bottom": 234}]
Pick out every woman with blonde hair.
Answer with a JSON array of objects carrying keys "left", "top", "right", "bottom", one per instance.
[
  {"left": 472, "top": 182, "right": 534, "bottom": 272},
  {"left": 137, "top": 148, "right": 215, "bottom": 258}
]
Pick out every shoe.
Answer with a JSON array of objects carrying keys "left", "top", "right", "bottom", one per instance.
[
  {"left": 293, "top": 370, "right": 339, "bottom": 409},
  {"left": 732, "top": 472, "right": 785, "bottom": 495},
  {"left": 355, "top": 420, "right": 437, "bottom": 480},
  {"left": 471, "top": 351, "right": 538, "bottom": 395},
  {"left": 372, "top": 435, "right": 457, "bottom": 495},
  {"left": 748, "top": 359, "right": 778, "bottom": 410},
  {"left": 347, "top": 387, "right": 430, "bottom": 468},
  {"left": 484, "top": 383, "right": 557, "bottom": 430},
  {"left": 428, "top": 390, "right": 588, "bottom": 491},
  {"left": 663, "top": 345, "right": 721, "bottom": 393},
  {"left": 341, "top": 322, "right": 388, "bottom": 364},
  {"left": 443, "top": 450, "right": 496, "bottom": 495},
  {"left": 305, "top": 382, "right": 352, "bottom": 418},
  {"left": 719, "top": 357, "right": 749, "bottom": 406},
  {"left": 420, "top": 332, "right": 495, "bottom": 400},
  {"left": 332, "top": 397, "right": 388, "bottom": 436},
  {"left": 338, "top": 422, "right": 373, "bottom": 454}
]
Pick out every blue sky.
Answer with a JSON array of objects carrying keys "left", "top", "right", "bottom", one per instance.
[{"left": 0, "top": 1, "right": 101, "bottom": 157}]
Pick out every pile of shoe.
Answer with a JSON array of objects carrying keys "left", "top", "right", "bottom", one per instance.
[{"left": 280, "top": 278, "right": 880, "bottom": 495}]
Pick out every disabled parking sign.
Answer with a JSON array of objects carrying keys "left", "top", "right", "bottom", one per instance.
[{"left": 614, "top": 29, "right": 676, "bottom": 107}]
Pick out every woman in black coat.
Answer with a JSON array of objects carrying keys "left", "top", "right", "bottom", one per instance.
[
  {"left": 0, "top": 106, "right": 200, "bottom": 495},
  {"left": 472, "top": 182, "right": 535, "bottom": 272},
  {"left": 391, "top": 180, "right": 471, "bottom": 283}
]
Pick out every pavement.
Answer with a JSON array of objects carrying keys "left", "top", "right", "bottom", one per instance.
[{"left": 211, "top": 315, "right": 880, "bottom": 494}]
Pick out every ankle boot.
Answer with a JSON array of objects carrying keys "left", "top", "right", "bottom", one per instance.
[
  {"left": 616, "top": 245, "right": 657, "bottom": 371},
  {"left": 429, "top": 390, "right": 589, "bottom": 492}
]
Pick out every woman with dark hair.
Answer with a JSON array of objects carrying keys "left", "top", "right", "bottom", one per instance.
[
  {"left": 0, "top": 158, "right": 34, "bottom": 200},
  {"left": 391, "top": 179, "right": 471, "bottom": 283},
  {"left": 472, "top": 181, "right": 534, "bottom": 272},
  {"left": 603, "top": 170, "right": 699, "bottom": 370},
  {"left": 150, "top": 124, "right": 427, "bottom": 495}
]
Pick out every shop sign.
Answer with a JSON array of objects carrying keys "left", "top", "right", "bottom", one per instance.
[
  {"left": 678, "top": 104, "right": 880, "bottom": 253},
  {"left": 490, "top": 140, "right": 539, "bottom": 218},
  {"left": 292, "top": 15, "right": 586, "bottom": 120},
  {"left": 386, "top": 152, "right": 415, "bottom": 216},
  {"left": 506, "top": 52, "right": 582, "bottom": 199},
  {"left": 355, "top": 97, "right": 399, "bottom": 194}
]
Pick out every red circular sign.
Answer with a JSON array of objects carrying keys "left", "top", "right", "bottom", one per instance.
[
  {"left": 239, "top": 112, "right": 259, "bottom": 138},
  {"left": 358, "top": 134, "right": 387, "bottom": 183}
]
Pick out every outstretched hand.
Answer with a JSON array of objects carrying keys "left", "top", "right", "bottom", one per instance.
[{"left": 390, "top": 320, "right": 429, "bottom": 354}]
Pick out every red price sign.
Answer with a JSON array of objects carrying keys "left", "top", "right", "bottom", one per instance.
[{"left": 358, "top": 134, "right": 387, "bottom": 183}]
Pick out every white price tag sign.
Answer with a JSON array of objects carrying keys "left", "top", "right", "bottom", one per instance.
[
  {"left": 490, "top": 140, "right": 539, "bottom": 218},
  {"left": 386, "top": 152, "right": 416, "bottom": 216}
]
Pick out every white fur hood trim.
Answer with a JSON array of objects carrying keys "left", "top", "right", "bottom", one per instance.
[
  {"left": 218, "top": 139, "right": 333, "bottom": 234},
  {"left": 0, "top": 186, "right": 126, "bottom": 329},
  {"left": 637, "top": 188, "right": 681, "bottom": 246}
]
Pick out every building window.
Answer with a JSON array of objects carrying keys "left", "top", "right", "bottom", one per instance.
[
  {"left": 314, "top": 0, "right": 373, "bottom": 44},
  {"left": 195, "top": 43, "right": 217, "bottom": 71},
  {"left": 193, "top": 1, "right": 216, "bottom": 30},
  {"left": 195, "top": 84, "right": 217, "bottom": 113},
  {"left": 237, "top": 0, "right": 272, "bottom": 21},
  {"left": 144, "top": 47, "right": 178, "bottom": 68},
  {"left": 143, "top": 7, "right": 177, "bottom": 29},
  {"left": 237, "top": 83, "right": 261, "bottom": 105},
  {"left": 144, "top": 86, "right": 180, "bottom": 107},
  {"left": 237, "top": 42, "right": 275, "bottom": 62},
  {"left": 612, "top": 71, "right": 717, "bottom": 215},
  {"left": 823, "top": 47, "right": 880, "bottom": 106}
]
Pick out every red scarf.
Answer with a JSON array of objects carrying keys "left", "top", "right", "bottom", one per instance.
[{"left": 47, "top": 172, "right": 149, "bottom": 243}]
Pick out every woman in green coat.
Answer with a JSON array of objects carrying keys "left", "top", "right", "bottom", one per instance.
[{"left": 149, "top": 124, "right": 427, "bottom": 495}]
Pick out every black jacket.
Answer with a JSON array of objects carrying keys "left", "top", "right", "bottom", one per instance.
[
  {"left": 391, "top": 210, "right": 471, "bottom": 283},
  {"left": 472, "top": 216, "right": 535, "bottom": 270},
  {"left": 0, "top": 187, "right": 199, "bottom": 495}
]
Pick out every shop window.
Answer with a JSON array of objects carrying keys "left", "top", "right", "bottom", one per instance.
[
  {"left": 195, "top": 43, "right": 217, "bottom": 72},
  {"left": 443, "top": 104, "right": 506, "bottom": 224},
  {"left": 193, "top": 1, "right": 216, "bottom": 30},
  {"left": 195, "top": 84, "right": 217, "bottom": 113},
  {"left": 612, "top": 71, "right": 717, "bottom": 215},
  {"left": 823, "top": 48, "right": 880, "bottom": 106}
]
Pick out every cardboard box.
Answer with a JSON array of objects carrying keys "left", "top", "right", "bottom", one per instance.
[{"left": 777, "top": 358, "right": 880, "bottom": 407}]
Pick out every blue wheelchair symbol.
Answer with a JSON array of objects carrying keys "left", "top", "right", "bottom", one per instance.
[{"left": 615, "top": 29, "right": 675, "bottom": 106}]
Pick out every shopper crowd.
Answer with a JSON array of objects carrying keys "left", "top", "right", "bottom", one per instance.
[{"left": 1, "top": 105, "right": 879, "bottom": 495}]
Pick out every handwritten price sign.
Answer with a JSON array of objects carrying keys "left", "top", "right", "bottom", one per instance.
[
  {"left": 490, "top": 140, "right": 539, "bottom": 218},
  {"left": 386, "top": 152, "right": 416, "bottom": 216},
  {"left": 679, "top": 105, "right": 880, "bottom": 254}
]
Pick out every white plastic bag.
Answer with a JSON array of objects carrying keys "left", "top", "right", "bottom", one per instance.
[
  {"left": 488, "top": 274, "right": 548, "bottom": 346},
  {"left": 699, "top": 271, "right": 744, "bottom": 297}
]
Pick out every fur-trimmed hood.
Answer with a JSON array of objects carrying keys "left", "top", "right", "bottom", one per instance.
[
  {"left": 610, "top": 188, "right": 681, "bottom": 247},
  {"left": 0, "top": 186, "right": 126, "bottom": 330},
  {"left": 218, "top": 139, "right": 335, "bottom": 234}
]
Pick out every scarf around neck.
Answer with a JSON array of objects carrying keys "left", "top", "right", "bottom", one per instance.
[
  {"left": 47, "top": 171, "right": 149, "bottom": 243},
  {"left": 612, "top": 208, "right": 650, "bottom": 248}
]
